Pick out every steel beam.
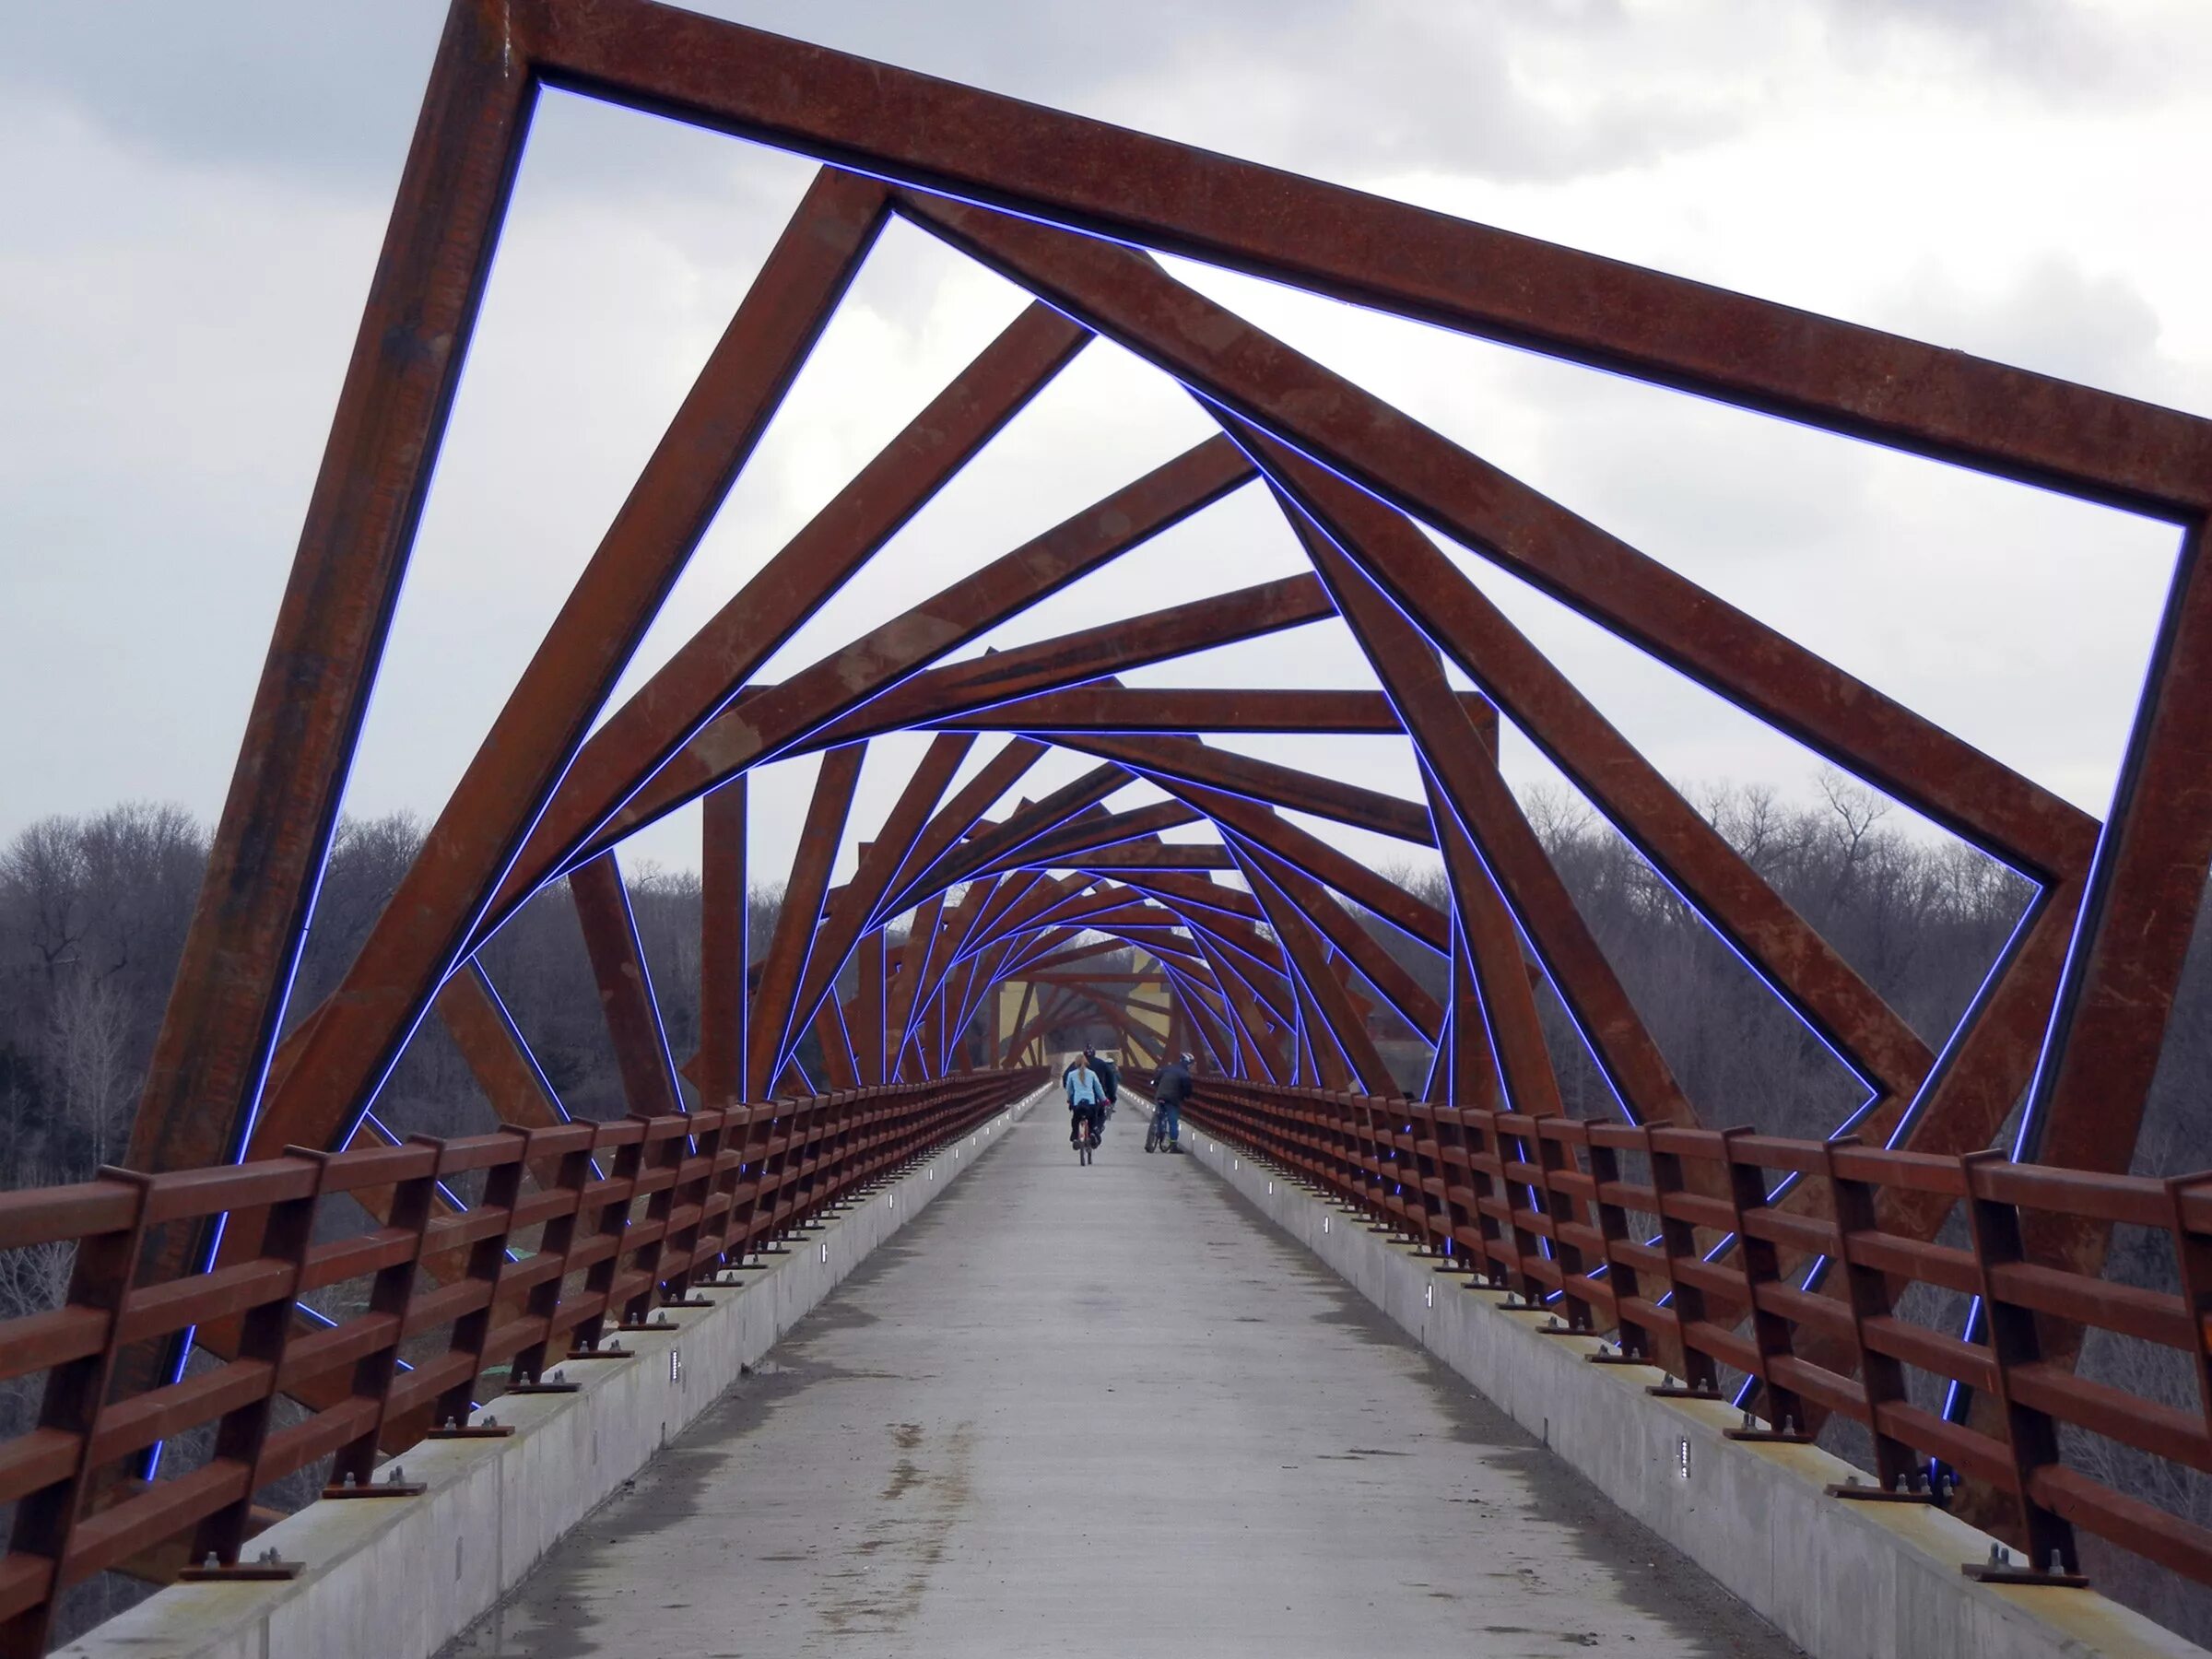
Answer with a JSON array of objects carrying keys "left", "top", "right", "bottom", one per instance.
[
  {"left": 251, "top": 168, "right": 888, "bottom": 1164},
  {"left": 900, "top": 192, "right": 2100, "bottom": 881},
  {"left": 128, "top": 0, "right": 535, "bottom": 1189},
  {"left": 565, "top": 438, "right": 1253, "bottom": 863},
  {"left": 570, "top": 853, "right": 686, "bottom": 1119},
  {"left": 530, "top": 1, "right": 2212, "bottom": 512},
  {"left": 747, "top": 744, "right": 865, "bottom": 1098}
]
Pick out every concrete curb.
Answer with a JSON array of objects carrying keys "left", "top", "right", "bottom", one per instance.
[
  {"left": 62, "top": 1086, "right": 1047, "bottom": 1659},
  {"left": 1185, "top": 1124, "right": 2206, "bottom": 1659}
]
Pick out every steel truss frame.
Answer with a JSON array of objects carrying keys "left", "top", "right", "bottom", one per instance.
[{"left": 0, "top": 0, "right": 2199, "bottom": 1641}]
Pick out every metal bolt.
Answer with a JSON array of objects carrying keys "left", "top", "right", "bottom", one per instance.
[
  {"left": 1988, "top": 1543, "right": 2006, "bottom": 1567},
  {"left": 203, "top": 1552, "right": 219, "bottom": 1571},
  {"left": 443, "top": 1416, "right": 458, "bottom": 1431},
  {"left": 1740, "top": 1409, "right": 1757, "bottom": 1430},
  {"left": 342, "top": 1471, "right": 358, "bottom": 1488},
  {"left": 388, "top": 1465, "right": 406, "bottom": 1486}
]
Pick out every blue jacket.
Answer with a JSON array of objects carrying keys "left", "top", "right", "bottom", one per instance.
[{"left": 1064, "top": 1064, "right": 1103, "bottom": 1108}]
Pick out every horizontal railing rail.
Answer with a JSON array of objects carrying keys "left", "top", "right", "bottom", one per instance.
[
  {"left": 1179, "top": 1076, "right": 2212, "bottom": 1593},
  {"left": 0, "top": 1067, "right": 1043, "bottom": 1656}
]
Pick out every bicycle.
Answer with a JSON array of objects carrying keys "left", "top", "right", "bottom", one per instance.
[
  {"left": 1074, "top": 1112, "right": 1099, "bottom": 1166},
  {"left": 1144, "top": 1101, "right": 1171, "bottom": 1154}
]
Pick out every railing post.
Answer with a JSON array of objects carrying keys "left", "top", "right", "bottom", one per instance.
[
  {"left": 1586, "top": 1127, "right": 1654, "bottom": 1362},
  {"left": 662, "top": 1105, "right": 727, "bottom": 1304},
  {"left": 1959, "top": 1148, "right": 2085, "bottom": 1583},
  {"left": 1820, "top": 1138, "right": 1936, "bottom": 1499},
  {"left": 1529, "top": 1115, "right": 1595, "bottom": 1333},
  {"left": 322, "top": 1142, "right": 440, "bottom": 1483},
  {"left": 2165, "top": 1172, "right": 2212, "bottom": 1453},
  {"left": 192, "top": 1153, "right": 329, "bottom": 1567},
  {"left": 428, "top": 1125, "right": 532, "bottom": 1437},
  {"left": 1458, "top": 1101, "right": 1515, "bottom": 1288},
  {"left": 507, "top": 1125, "right": 597, "bottom": 1390},
  {"left": 1717, "top": 1129, "right": 1809, "bottom": 1441},
  {"left": 1646, "top": 1127, "right": 1722, "bottom": 1400},
  {"left": 1428, "top": 1099, "right": 1480, "bottom": 1274},
  {"left": 618, "top": 1119, "right": 687, "bottom": 1330},
  {"left": 0, "top": 1171, "right": 151, "bottom": 1659},
  {"left": 569, "top": 1122, "right": 645, "bottom": 1359}
]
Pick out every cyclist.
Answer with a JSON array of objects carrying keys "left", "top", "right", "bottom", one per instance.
[
  {"left": 1086, "top": 1045, "right": 1120, "bottom": 1125},
  {"left": 1064, "top": 1052, "right": 1106, "bottom": 1154}
]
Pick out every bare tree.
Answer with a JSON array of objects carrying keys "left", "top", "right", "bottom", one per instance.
[{"left": 48, "top": 971, "right": 131, "bottom": 1171}]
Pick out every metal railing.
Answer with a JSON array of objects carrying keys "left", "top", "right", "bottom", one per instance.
[
  {"left": 1183, "top": 1077, "right": 2212, "bottom": 1592},
  {"left": 0, "top": 1067, "right": 1041, "bottom": 1655}
]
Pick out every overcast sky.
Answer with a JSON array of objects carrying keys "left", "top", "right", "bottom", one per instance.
[{"left": 5, "top": 0, "right": 2209, "bottom": 898}]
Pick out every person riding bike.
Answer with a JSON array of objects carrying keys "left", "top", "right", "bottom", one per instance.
[
  {"left": 1064, "top": 1053, "right": 1106, "bottom": 1153},
  {"left": 1085, "top": 1045, "right": 1120, "bottom": 1124},
  {"left": 1149, "top": 1051, "right": 1194, "bottom": 1154}
]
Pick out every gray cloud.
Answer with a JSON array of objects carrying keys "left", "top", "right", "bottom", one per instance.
[
  {"left": 0, "top": 3, "right": 446, "bottom": 183},
  {"left": 3, "top": 0, "right": 1732, "bottom": 201},
  {"left": 1814, "top": 0, "right": 2150, "bottom": 102}
]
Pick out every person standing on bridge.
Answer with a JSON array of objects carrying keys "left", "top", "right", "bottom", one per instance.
[
  {"left": 1149, "top": 1051, "right": 1194, "bottom": 1153},
  {"left": 1064, "top": 1051, "right": 1106, "bottom": 1153}
]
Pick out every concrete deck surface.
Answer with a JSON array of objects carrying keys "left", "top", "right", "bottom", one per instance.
[{"left": 442, "top": 1108, "right": 1798, "bottom": 1658}]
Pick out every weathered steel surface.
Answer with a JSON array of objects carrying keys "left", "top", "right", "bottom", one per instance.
[
  {"left": 559, "top": 438, "right": 1252, "bottom": 866},
  {"left": 694, "top": 780, "right": 749, "bottom": 1108},
  {"left": 127, "top": 0, "right": 535, "bottom": 1189},
  {"left": 900, "top": 193, "right": 2101, "bottom": 880},
  {"left": 570, "top": 853, "right": 686, "bottom": 1120},
  {"left": 776, "top": 735, "right": 974, "bottom": 1083},
  {"left": 531, "top": 0, "right": 2212, "bottom": 511},
  {"left": 79, "top": 6, "right": 2212, "bottom": 1622},
  {"left": 248, "top": 169, "right": 890, "bottom": 1166},
  {"left": 800, "top": 575, "right": 1335, "bottom": 748},
  {"left": 1261, "top": 441, "right": 1935, "bottom": 1106},
  {"left": 746, "top": 745, "right": 865, "bottom": 1098},
  {"left": 477, "top": 300, "right": 1088, "bottom": 930}
]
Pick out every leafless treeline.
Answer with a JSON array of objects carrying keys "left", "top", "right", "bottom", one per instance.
[{"left": 7, "top": 779, "right": 2208, "bottom": 1193}]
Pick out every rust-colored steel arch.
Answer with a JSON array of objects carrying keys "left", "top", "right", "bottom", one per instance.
[{"left": 0, "top": 2, "right": 2203, "bottom": 1645}]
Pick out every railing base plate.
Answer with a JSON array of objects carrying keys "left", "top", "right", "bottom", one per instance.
[
  {"left": 180, "top": 1560, "right": 302, "bottom": 1582},
  {"left": 1828, "top": 1483, "right": 1942, "bottom": 1505},
  {"left": 1961, "top": 1563, "right": 2089, "bottom": 1589}
]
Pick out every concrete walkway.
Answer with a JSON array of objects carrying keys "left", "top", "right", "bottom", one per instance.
[{"left": 443, "top": 1107, "right": 1797, "bottom": 1658}]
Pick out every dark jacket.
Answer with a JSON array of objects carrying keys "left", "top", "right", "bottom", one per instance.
[
  {"left": 1087, "top": 1054, "right": 1119, "bottom": 1104},
  {"left": 1153, "top": 1059, "right": 1192, "bottom": 1107}
]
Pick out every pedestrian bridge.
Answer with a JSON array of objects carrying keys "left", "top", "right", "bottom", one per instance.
[
  {"left": 18, "top": 1, "right": 2212, "bottom": 1655},
  {"left": 39, "top": 1074, "right": 2203, "bottom": 1659}
]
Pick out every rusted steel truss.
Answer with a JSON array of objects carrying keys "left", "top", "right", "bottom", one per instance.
[{"left": 0, "top": 0, "right": 2193, "bottom": 1641}]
